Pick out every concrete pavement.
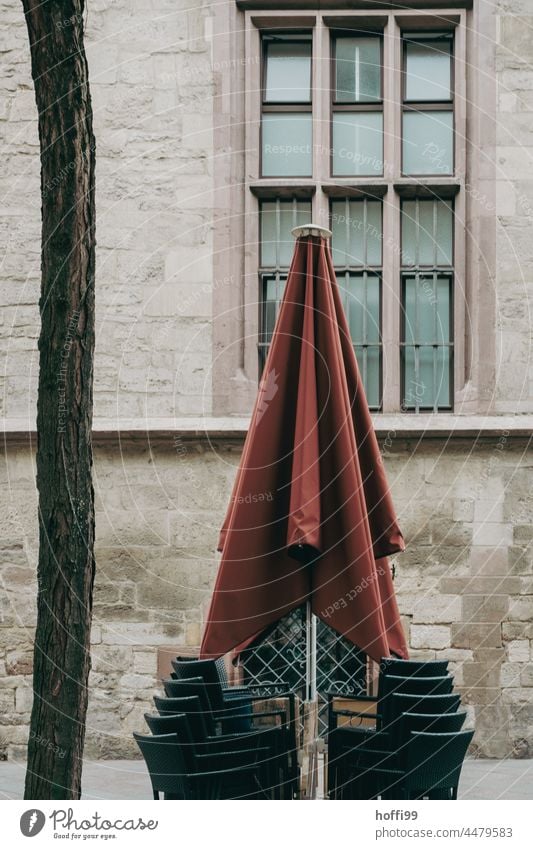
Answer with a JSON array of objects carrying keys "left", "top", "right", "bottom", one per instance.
[{"left": 0, "top": 758, "right": 532, "bottom": 800}]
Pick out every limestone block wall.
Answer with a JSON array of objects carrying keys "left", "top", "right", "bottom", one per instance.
[
  {"left": 494, "top": 6, "right": 533, "bottom": 413},
  {"left": 0, "top": 435, "right": 532, "bottom": 760},
  {"left": 1, "top": 0, "right": 217, "bottom": 424}
]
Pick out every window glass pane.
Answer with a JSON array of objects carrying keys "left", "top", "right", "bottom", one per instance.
[
  {"left": 335, "top": 37, "right": 381, "bottom": 103},
  {"left": 332, "top": 112, "right": 383, "bottom": 176},
  {"left": 403, "top": 275, "right": 450, "bottom": 343},
  {"left": 262, "top": 114, "right": 312, "bottom": 176},
  {"left": 436, "top": 345, "right": 451, "bottom": 407},
  {"left": 340, "top": 274, "right": 380, "bottom": 345},
  {"left": 265, "top": 41, "right": 312, "bottom": 103},
  {"left": 403, "top": 110, "right": 453, "bottom": 175},
  {"left": 261, "top": 201, "right": 312, "bottom": 267},
  {"left": 435, "top": 201, "right": 453, "bottom": 265},
  {"left": 405, "top": 40, "right": 452, "bottom": 102},
  {"left": 331, "top": 200, "right": 382, "bottom": 266},
  {"left": 356, "top": 346, "right": 380, "bottom": 409},
  {"left": 402, "top": 274, "right": 451, "bottom": 410},
  {"left": 401, "top": 200, "right": 453, "bottom": 266},
  {"left": 403, "top": 347, "right": 450, "bottom": 409}
]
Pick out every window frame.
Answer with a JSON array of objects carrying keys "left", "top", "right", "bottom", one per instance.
[
  {"left": 399, "top": 196, "right": 455, "bottom": 412},
  {"left": 330, "top": 29, "right": 385, "bottom": 178},
  {"left": 240, "top": 8, "right": 467, "bottom": 415},
  {"left": 401, "top": 31, "right": 456, "bottom": 177},
  {"left": 260, "top": 32, "right": 314, "bottom": 178},
  {"left": 329, "top": 196, "right": 384, "bottom": 409}
]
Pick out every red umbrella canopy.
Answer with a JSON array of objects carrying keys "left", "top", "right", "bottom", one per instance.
[{"left": 201, "top": 230, "right": 407, "bottom": 662}]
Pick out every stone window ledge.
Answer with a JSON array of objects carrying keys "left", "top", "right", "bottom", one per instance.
[{"left": 2, "top": 414, "right": 532, "bottom": 446}]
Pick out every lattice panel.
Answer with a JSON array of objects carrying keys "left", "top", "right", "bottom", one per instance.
[{"left": 240, "top": 606, "right": 367, "bottom": 736}]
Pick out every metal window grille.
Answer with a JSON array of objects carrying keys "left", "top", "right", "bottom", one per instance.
[
  {"left": 400, "top": 198, "right": 454, "bottom": 412},
  {"left": 240, "top": 606, "right": 366, "bottom": 736},
  {"left": 331, "top": 197, "right": 383, "bottom": 410}
]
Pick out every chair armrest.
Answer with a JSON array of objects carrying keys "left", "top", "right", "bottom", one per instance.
[
  {"left": 196, "top": 747, "right": 270, "bottom": 771},
  {"left": 218, "top": 707, "right": 287, "bottom": 725},
  {"left": 328, "top": 692, "right": 377, "bottom": 703},
  {"left": 333, "top": 708, "right": 379, "bottom": 719}
]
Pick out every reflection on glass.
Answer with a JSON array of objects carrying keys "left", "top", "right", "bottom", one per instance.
[
  {"left": 331, "top": 200, "right": 382, "bottom": 266},
  {"left": 401, "top": 200, "right": 453, "bottom": 266},
  {"left": 332, "top": 112, "right": 383, "bottom": 176},
  {"left": 336, "top": 37, "right": 381, "bottom": 103},
  {"left": 265, "top": 42, "right": 312, "bottom": 103},
  {"left": 261, "top": 201, "right": 312, "bottom": 267},
  {"left": 403, "top": 110, "right": 453, "bottom": 175},
  {"left": 403, "top": 274, "right": 451, "bottom": 409},
  {"left": 405, "top": 40, "right": 452, "bottom": 102},
  {"left": 262, "top": 114, "right": 312, "bottom": 176},
  {"left": 403, "top": 345, "right": 450, "bottom": 408}
]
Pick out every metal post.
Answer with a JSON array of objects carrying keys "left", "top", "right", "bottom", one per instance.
[{"left": 305, "top": 600, "right": 317, "bottom": 702}]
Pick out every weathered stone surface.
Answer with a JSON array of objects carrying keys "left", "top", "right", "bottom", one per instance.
[
  {"left": 507, "top": 640, "right": 531, "bottom": 662},
  {"left": 0, "top": 0, "right": 532, "bottom": 763},
  {"left": 411, "top": 625, "right": 451, "bottom": 650}
]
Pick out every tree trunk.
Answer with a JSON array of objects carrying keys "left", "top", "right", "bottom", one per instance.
[{"left": 22, "top": 0, "right": 96, "bottom": 800}]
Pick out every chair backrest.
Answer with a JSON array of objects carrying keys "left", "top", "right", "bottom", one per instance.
[
  {"left": 397, "top": 711, "right": 467, "bottom": 762},
  {"left": 153, "top": 693, "right": 216, "bottom": 737},
  {"left": 133, "top": 731, "right": 191, "bottom": 799},
  {"left": 172, "top": 658, "right": 225, "bottom": 711},
  {"left": 146, "top": 698, "right": 211, "bottom": 743},
  {"left": 161, "top": 676, "right": 214, "bottom": 715},
  {"left": 174, "top": 656, "right": 229, "bottom": 687},
  {"left": 380, "top": 658, "right": 449, "bottom": 678},
  {"left": 391, "top": 692, "right": 461, "bottom": 723},
  {"left": 405, "top": 730, "right": 475, "bottom": 798},
  {"left": 380, "top": 675, "right": 454, "bottom": 728}
]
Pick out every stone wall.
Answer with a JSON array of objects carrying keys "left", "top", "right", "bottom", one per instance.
[
  {"left": 494, "top": 4, "right": 533, "bottom": 413},
  {"left": 0, "top": 0, "right": 532, "bottom": 763},
  {"left": 1, "top": 435, "right": 532, "bottom": 759},
  {"left": 1, "top": 0, "right": 217, "bottom": 423}
]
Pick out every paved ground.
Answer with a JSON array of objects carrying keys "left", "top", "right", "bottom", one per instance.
[{"left": 1, "top": 758, "right": 532, "bottom": 799}]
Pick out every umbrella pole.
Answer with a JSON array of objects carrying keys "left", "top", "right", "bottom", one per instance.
[
  {"left": 305, "top": 600, "right": 317, "bottom": 701},
  {"left": 301, "top": 600, "right": 319, "bottom": 798}
]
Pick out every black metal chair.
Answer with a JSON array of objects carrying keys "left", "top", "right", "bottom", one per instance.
[
  {"left": 338, "top": 709, "right": 468, "bottom": 800},
  {"left": 372, "top": 729, "right": 475, "bottom": 800},
  {"left": 380, "top": 658, "right": 449, "bottom": 678},
  {"left": 133, "top": 730, "right": 267, "bottom": 799},
  {"left": 153, "top": 691, "right": 291, "bottom": 798},
  {"left": 328, "top": 684, "right": 459, "bottom": 800}
]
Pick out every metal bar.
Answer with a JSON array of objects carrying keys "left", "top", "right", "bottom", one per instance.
[
  {"left": 415, "top": 198, "right": 420, "bottom": 266},
  {"left": 433, "top": 271, "right": 438, "bottom": 413},
  {"left": 305, "top": 600, "right": 318, "bottom": 702},
  {"left": 275, "top": 198, "right": 281, "bottom": 269},
  {"left": 363, "top": 198, "right": 368, "bottom": 266},
  {"left": 433, "top": 199, "right": 438, "bottom": 267},
  {"left": 345, "top": 197, "right": 350, "bottom": 266}
]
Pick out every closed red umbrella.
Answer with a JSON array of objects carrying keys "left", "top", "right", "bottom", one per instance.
[{"left": 201, "top": 226, "right": 407, "bottom": 662}]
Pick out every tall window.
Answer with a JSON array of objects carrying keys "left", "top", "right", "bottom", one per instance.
[
  {"left": 331, "top": 198, "right": 382, "bottom": 408},
  {"left": 400, "top": 199, "right": 454, "bottom": 411},
  {"left": 402, "top": 32, "right": 454, "bottom": 176},
  {"left": 259, "top": 198, "right": 312, "bottom": 370},
  {"left": 248, "top": 12, "right": 465, "bottom": 414},
  {"left": 261, "top": 36, "right": 313, "bottom": 177},
  {"left": 331, "top": 34, "right": 383, "bottom": 177}
]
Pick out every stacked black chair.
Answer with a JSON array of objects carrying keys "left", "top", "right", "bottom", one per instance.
[
  {"left": 133, "top": 725, "right": 269, "bottom": 800},
  {"left": 327, "top": 657, "right": 471, "bottom": 800},
  {"left": 339, "top": 703, "right": 467, "bottom": 799},
  {"left": 152, "top": 678, "right": 292, "bottom": 798},
  {"left": 171, "top": 659, "right": 299, "bottom": 797}
]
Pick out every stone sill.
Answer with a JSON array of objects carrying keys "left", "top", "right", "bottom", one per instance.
[{"left": 2, "top": 414, "right": 532, "bottom": 446}]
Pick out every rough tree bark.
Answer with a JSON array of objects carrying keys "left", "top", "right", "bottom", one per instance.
[{"left": 22, "top": 0, "right": 96, "bottom": 799}]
